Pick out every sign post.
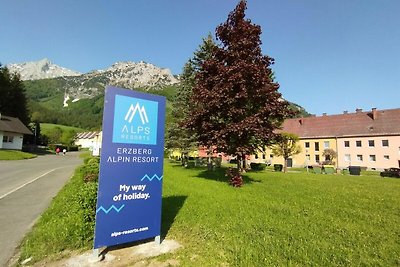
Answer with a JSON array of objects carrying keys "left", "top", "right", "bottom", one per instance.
[{"left": 94, "top": 86, "right": 166, "bottom": 249}]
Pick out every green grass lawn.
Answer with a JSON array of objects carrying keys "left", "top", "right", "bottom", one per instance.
[
  {"left": 18, "top": 161, "right": 400, "bottom": 266},
  {"left": 0, "top": 150, "right": 36, "bottom": 160},
  {"left": 40, "top": 123, "right": 85, "bottom": 136},
  {"left": 160, "top": 163, "right": 400, "bottom": 266}
]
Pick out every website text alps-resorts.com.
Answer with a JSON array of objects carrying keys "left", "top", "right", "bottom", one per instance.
[{"left": 110, "top": 226, "right": 149, "bottom": 237}]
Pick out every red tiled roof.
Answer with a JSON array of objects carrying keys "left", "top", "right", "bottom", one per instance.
[
  {"left": 0, "top": 115, "right": 32, "bottom": 135},
  {"left": 282, "top": 108, "right": 400, "bottom": 138}
]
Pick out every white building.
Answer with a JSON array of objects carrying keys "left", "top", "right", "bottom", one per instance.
[
  {"left": 0, "top": 114, "right": 32, "bottom": 150},
  {"left": 74, "top": 131, "right": 102, "bottom": 155}
]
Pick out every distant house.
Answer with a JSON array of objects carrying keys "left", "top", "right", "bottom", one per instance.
[
  {"left": 251, "top": 108, "right": 400, "bottom": 171},
  {"left": 0, "top": 114, "right": 32, "bottom": 150},
  {"left": 74, "top": 131, "right": 102, "bottom": 155}
]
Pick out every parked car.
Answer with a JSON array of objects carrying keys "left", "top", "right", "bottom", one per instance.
[{"left": 380, "top": 168, "right": 400, "bottom": 178}]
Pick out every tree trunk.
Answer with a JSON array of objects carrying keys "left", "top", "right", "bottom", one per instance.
[
  {"left": 236, "top": 153, "right": 241, "bottom": 170},
  {"left": 284, "top": 157, "right": 288, "bottom": 173},
  {"left": 242, "top": 155, "right": 247, "bottom": 172},
  {"left": 207, "top": 147, "right": 213, "bottom": 170}
]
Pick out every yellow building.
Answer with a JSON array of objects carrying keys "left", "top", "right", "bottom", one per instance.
[
  {"left": 251, "top": 138, "right": 337, "bottom": 168},
  {"left": 250, "top": 108, "right": 400, "bottom": 171},
  {"left": 167, "top": 148, "right": 199, "bottom": 160}
]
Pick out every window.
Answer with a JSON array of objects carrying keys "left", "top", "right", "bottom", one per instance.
[
  {"left": 344, "top": 154, "right": 351, "bottom": 162},
  {"left": 262, "top": 154, "right": 266, "bottom": 160},
  {"left": 382, "top": 140, "right": 389, "bottom": 147},
  {"left": 357, "top": 154, "right": 363, "bottom": 161},
  {"left": 270, "top": 154, "right": 274, "bottom": 159},
  {"left": 315, "top": 155, "right": 320, "bottom": 163},
  {"left": 368, "top": 140, "right": 375, "bottom": 147},
  {"left": 305, "top": 154, "right": 310, "bottom": 160},
  {"left": 305, "top": 142, "right": 310, "bottom": 148},
  {"left": 344, "top": 141, "right": 350, "bottom": 147},
  {"left": 254, "top": 154, "right": 259, "bottom": 159},
  {"left": 324, "top": 141, "right": 330, "bottom": 149},
  {"left": 384, "top": 155, "right": 390, "bottom": 160},
  {"left": 369, "top": 155, "right": 376, "bottom": 162},
  {"left": 2, "top": 136, "right": 13, "bottom": 143},
  {"left": 356, "top": 140, "right": 362, "bottom": 147},
  {"left": 315, "top": 142, "right": 320, "bottom": 151}
]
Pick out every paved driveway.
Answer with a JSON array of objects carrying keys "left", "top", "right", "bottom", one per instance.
[{"left": 0, "top": 152, "right": 83, "bottom": 266}]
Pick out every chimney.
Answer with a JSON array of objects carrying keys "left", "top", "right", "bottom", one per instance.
[
  {"left": 371, "top": 108, "right": 378, "bottom": 120},
  {"left": 356, "top": 108, "right": 363, "bottom": 113}
]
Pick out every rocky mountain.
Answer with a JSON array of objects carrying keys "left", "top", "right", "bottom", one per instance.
[
  {"left": 14, "top": 58, "right": 308, "bottom": 129},
  {"left": 7, "top": 58, "right": 81, "bottom": 80},
  {"left": 11, "top": 59, "right": 179, "bottom": 106},
  {"left": 59, "top": 61, "right": 179, "bottom": 105},
  {"left": 18, "top": 59, "right": 180, "bottom": 129},
  {"left": 98, "top": 61, "right": 179, "bottom": 88}
]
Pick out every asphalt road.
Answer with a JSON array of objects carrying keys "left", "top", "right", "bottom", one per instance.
[{"left": 0, "top": 152, "right": 83, "bottom": 267}]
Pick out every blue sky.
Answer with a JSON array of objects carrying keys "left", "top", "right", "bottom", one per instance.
[{"left": 1, "top": 0, "right": 399, "bottom": 116}]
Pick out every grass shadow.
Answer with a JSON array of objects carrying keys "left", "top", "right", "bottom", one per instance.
[
  {"left": 196, "top": 167, "right": 261, "bottom": 184},
  {"left": 161, "top": 195, "right": 187, "bottom": 239},
  {"left": 167, "top": 161, "right": 262, "bottom": 184},
  {"left": 99, "top": 195, "right": 187, "bottom": 257}
]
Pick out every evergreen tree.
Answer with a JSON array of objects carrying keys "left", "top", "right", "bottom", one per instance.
[
  {"left": 0, "top": 64, "right": 30, "bottom": 125},
  {"left": 165, "top": 34, "right": 216, "bottom": 156},
  {"left": 186, "top": 1, "right": 293, "bottom": 171}
]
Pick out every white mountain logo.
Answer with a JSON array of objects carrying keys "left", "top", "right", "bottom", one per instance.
[{"left": 124, "top": 103, "right": 149, "bottom": 124}]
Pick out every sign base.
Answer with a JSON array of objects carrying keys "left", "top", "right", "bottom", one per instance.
[{"left": 89, "top": 248, "right": 104, "bottom": 263}]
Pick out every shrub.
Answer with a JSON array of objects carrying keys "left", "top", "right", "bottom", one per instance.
[
  {"left": 323, "top": 166, "right": 335, "bottom": 174},
  {"left": 213, "top": 157, "right": 222, "bottom": 168},
  {"left": 76, "top": 158, "right": 99, "bottom": 241},
  {"left": 83, "top": 156, "right": 100, "bottom": 164},
  {"left": 229, "top": 159, "right": 238, "bottom": 164},
  {"left": 226, "top": 168, "right": 243, "bottom": 187},
  {"left": 81, "top": 157, "right": 100, "bottom": 182},
  {"left": 84, "top": 173, "right": 98, "bottom": 183},
  {"left": 274, "top": 164, "right": 283, "bottom": 172},
  {"left": 76, "top": 181, "right": 98, "bottom": 242},
  {"left": 250, "top": 162, "right": 266, "bottom": 171},
  {"left": 67, "top": 145, "right": 79, "bottom": 151}
]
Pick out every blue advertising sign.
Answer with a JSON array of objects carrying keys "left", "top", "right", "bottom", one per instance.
[{"left": 94, "top": 86, "right": 166, "bottom": 248}]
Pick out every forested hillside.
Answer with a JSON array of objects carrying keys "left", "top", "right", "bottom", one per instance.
[
  {"left": 25, "top": 77, "right": 177, "bottom": 130},
  {"left": 14, "top": 58, "right": 309, "bottom": 131}
]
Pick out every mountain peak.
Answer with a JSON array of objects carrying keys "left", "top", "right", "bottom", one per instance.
[
  {"left": 8, "top": 59, "right": 180, "bottom": 107},
  {"left": 95, "top": 60, "right": 179, "bottom": 88},
  {"left": 7, "top": 59, "right": 81, "bottom": 80},
  {"left": 37, "top": 58, "right": 50, "bottom": 64}
]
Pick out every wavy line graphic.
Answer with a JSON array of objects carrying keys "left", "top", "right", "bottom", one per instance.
[
  {"left": 96, "top": 204, "right": 125, "bottom": 214},
  {"left": 141, "top": 174, "right": 163, "bottom": 181}
]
